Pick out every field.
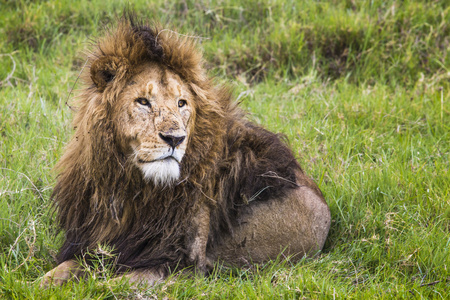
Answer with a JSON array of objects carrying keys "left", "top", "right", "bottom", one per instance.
[{"left": 1, "top": 0, "right": 449, "bottom": 298}]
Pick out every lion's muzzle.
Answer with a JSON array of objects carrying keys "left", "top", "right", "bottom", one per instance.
[{"left": 133, "top": 131, "right": 187, "bottom": 186}]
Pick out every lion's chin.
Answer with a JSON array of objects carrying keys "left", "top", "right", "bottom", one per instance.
[{"left": 139, "top": 158, "right": 181, "bottom": 186}]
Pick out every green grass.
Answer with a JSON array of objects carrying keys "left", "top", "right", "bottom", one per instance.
[{"left": 1, "top": 0, "right": 449, "bottom": 298}]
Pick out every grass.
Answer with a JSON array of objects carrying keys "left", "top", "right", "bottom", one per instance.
[{"left": 1, "top": 0, "right": 449, "bottom": 298}]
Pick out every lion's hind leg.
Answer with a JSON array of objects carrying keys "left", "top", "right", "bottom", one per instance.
[{"left": 210, "top": 185, "right": 331, "bottom": 267}]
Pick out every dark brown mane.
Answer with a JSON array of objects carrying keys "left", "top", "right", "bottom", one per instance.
[{"left": 52, "top": 14, "right": 311, "bottom": 274}]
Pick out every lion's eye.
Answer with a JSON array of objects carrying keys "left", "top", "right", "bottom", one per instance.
[
  {"left": 178, "top": 99, "right": 187, "bottom": 108},
  {"left": 136, "top": 98, "right": 151, "bottom": 107}
]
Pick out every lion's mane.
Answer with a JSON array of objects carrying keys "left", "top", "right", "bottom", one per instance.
[{"left": 53, "top": 14, "right": 316, "bottom": 274}]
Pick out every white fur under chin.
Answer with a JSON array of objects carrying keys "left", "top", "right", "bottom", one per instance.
[{"left": 140, "top": 159, "right": 181, "bottom": 186}]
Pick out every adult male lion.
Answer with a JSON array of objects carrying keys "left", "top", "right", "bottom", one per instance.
[{"left": 42, "top": 15, "right": 330, "bottom": 286}]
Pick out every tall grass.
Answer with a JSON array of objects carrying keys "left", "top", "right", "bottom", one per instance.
[{"left": 1, "top": 0, "right": 449, "bottom": 298}]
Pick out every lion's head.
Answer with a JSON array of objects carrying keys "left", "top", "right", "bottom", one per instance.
[
  {"left": 57, "top": 17, "right": 228, "bottom": 194},
  {"left": 108, "top": 62, "right": 194, "bottom": 185}
]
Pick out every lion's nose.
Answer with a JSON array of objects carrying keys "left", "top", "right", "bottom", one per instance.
[{"left": 159, "top": 133, "right": 186, "bottom": 148}]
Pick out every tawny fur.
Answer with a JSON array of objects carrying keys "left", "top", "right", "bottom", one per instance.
[{"left": 43, "top": 14, "right": 330, "bottom": 286}]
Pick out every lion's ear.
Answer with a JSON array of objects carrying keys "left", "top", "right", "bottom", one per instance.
[{"left": 90, "top": 56, "right": 127, "bottom": 92}]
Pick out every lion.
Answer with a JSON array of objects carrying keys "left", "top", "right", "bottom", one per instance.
[{"left": 41, "top": 15, "right": 331, "bottom": 286}]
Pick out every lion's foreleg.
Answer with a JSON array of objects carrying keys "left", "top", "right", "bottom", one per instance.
[
  {"left": 187, "top": 203, "right": 211, "bottom": 275},
  {"left": 40, "top": 259, "right": 84, "bottom": 287}
]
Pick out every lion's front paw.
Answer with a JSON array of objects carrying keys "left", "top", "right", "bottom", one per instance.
[{"left": 40, "top": 260, "right": 81, "bottom": 287}]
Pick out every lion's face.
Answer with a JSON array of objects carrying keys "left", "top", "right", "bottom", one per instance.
[{"left": 114, "top": 62, "right": 194, "bottom": 186}]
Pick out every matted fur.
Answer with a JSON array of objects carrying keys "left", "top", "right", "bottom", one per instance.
[{"left": 50, "top": 14, "right": 326, "bottom": 279}]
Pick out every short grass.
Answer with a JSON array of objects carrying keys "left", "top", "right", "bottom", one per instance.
[{"left": 1, "top": 0, "right": 449, "bottom": 299}]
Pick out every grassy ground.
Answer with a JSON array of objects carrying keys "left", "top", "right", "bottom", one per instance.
[{"left": 1, "top": 0, "right": 449, "bottom": 298}]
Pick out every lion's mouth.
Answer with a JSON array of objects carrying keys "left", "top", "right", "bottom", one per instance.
[{"left": 138, "top": 156, "right": 179, "bottom": 164}]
